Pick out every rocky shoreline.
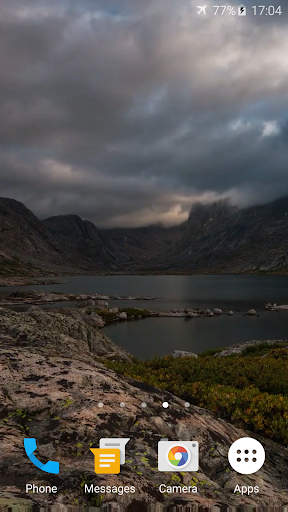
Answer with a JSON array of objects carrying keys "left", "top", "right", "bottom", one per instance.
[
  {"left": 0, "top": 290, "right": 159, "bottom": 306},
  {"left": 215, "top": 339, "right": 288, "bottom": 356},
  {"left": 1, "top": 305, "right": 288, "bottom": 507},
  {"left": 0, "top": 290, "right": 265, "bottom": 322},
  {"left": 0, "top": 277, "right": 67, "bottom": 287},
  {"left": 266, "top": 302, "right": 288, "bottom": 311}
]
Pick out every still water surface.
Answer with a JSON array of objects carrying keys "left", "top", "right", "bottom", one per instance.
[{"left": 1, "top": 275, "right": 288, "bottom": 359}]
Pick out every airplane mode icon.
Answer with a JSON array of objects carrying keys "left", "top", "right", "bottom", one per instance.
[{"left": 197, "top": 5, "right": 207, "bottom": 15}]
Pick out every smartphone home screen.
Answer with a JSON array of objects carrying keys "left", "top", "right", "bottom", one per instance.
[{"left": 0, "top": 0, "right": 288, "bottom": 510}]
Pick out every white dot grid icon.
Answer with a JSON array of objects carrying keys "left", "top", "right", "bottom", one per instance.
[
  {"left": 228, "top": 437, "right": 265, "bottom": 474},
  {"left": 162, "top": 402, "right": 169, "bottom": 408}
]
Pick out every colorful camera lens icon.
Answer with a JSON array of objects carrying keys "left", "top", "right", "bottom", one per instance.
[{"left": 158, "top": 439, "right": 199, "bottom": 472}]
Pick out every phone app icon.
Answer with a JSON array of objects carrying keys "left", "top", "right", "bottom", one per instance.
[
  {"left": 90, "top": 438, "right": 130, "bottom": 474},
  {"left": 24, "top": 438, "right": 59, "bottom": 474},
  {"left": 158, "top": 439, "right": 199, "bottom": 472}
]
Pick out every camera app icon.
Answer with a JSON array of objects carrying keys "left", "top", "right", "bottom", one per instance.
[{"left": 158, "top": 439, "right": 199, "bottom": 472}]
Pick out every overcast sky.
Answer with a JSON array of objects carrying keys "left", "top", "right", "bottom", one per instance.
[{"left": 0, "top": 0, "right": 288, "bottom": 227}]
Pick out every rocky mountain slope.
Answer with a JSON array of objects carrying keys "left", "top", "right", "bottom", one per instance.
[
  {"left": 43, "top": 215, "right": 119, "bottom": 271},
  {"left": 155, "top": 197, "right": 288, "bottom": 273},
  {"left": 2, "top": 195, "right": 288, "bottom": 276},
  {"left": 0, "top": 199, "right": 121, "bottom": 276},
  {"left": 0, "top": 198, "right": 67, "bottom": 276},
  {"left": 0, "top": 306, "right": 288, "bottom": 508},
  {"left": 100, "top": 224, "right": 184, "bottom": 267},
  {"left": 100, "top": 196, "right": 288, "bottom": 273}
]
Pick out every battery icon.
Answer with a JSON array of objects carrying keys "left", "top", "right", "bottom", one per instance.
[{"left": 238, "top": 5, "right": 246, "bottom": 15}]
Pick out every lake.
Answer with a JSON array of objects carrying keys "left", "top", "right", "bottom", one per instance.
[{"left": 1, "top": 274, "right": 288, "bottom": 359}]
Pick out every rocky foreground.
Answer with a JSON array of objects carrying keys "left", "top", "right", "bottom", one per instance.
[{"left": 1, "top": 307, "right": 288, "bottom": 508}]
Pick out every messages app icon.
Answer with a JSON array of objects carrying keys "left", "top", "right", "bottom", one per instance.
[
  {"left": 91, "top": 448, "right": 121, "bottom": 474},
  {"left": 90, "top": 438, "right": 130, "bottom": 474}
]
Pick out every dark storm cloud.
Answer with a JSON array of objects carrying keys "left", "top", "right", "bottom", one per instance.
[{"left": 0, "top": 0, "right": 288, "bottom": 227}]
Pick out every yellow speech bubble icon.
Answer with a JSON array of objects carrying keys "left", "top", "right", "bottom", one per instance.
[{"left": 90, "top": 448, "right": 120, "bottom": 474}]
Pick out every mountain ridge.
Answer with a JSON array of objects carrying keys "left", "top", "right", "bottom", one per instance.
[
  {"left": 1, "top": 195, "right": 288, "bottom": 276},
  {"left": 162, "top": 196, "right": 288, "bottom": 273},
  {"left": 43, "top": 214, "right": 119, "bottom": 271},
  {"left": 0, "top": 199, "right": 120, "bottom": 276}
]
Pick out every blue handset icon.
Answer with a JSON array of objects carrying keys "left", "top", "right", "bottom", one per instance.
[{"left": 24, "top": 438, "right": 59, "bottom": 474}]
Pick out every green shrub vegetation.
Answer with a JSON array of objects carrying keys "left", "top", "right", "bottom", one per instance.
[
  {"left": 241, "top": 341, "right": 287, "bottom": 357},
  {"left": 106, "top": 348, "right": 288, "bottom": 445},
  {"left": 119, "top": 308, "right": 152, "bottom": 318},
  {"left": 198, "top": 347, "right": 225, "bottom": 357},
  {"left": 94, "top": 307, "right": 152, "bottom": 323},
  {"left": 94, "top": 310, "right": 118, "bottom": 322}
]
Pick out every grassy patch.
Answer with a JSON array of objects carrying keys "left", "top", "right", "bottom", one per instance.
[
  {"left": 93, "top": 307, "right": 152, "bottom": 324},
  {"left": 119, "top": 307, "right": 152, "bottom": 318},
  {"left": 198, "top": 347, "right": 225, "bottom": 357},
  {"left": 241, "top": 341, "right": 287, "bottom": 357},
  {"left": 93, "top": 310, "right": 118, "bottom": 323},
  {"left": 107, "top": 355, "right": 288, "bottom": 395},
  {"left": 189, "top": 382, "right": 288, "bottom": 445},
  {"left": 106, "top": 350, "right": 288, "bottom": 445}
]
